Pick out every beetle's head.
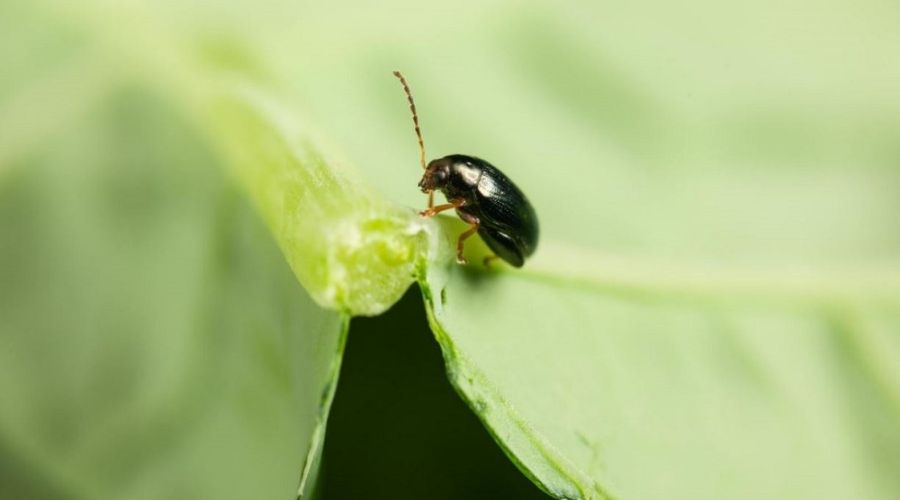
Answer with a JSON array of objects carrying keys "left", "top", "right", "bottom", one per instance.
[{"left": 418, "top": 157, "right": 451, "bottom": 193}]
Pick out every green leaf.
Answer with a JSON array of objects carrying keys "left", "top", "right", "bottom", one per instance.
[
  {"left": 264, "top": 2, "right": 900, "bottom": 498},
  {"left": 405, "top": 8, "right": 900, "bottom": 500},
  {"left": 264, "top": 2, "right": 900, "bottom": 492},
  {"left": 5, "top": 1, "right": 900, "bottom": 500},
  {"left": 249, "top": 1, "right": 900, "bottom": 494},
  {"left": 207, "top": 85, "right": 426, "bottom": 315},
  {"left": 420, "top": 247, "right": 900, "bottom": 499},
  {"left": 0, "top": 5, "right": 352, "bottom": 498},
  {"left": 6, "top": 0, "right": 428, "bottom": 317},
  {"left": 0, "top": 82, "right": 349, "bottom": 499}
]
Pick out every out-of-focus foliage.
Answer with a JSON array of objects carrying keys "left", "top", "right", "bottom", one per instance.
[
  {"left": 2, "top": 0, "right": 900, "bottom": 499},
  {"left": 0, "top": 81, "right": 348, "bottom": 498},
  {"left": 0, "top": 3, "right": 349, "bottom": 499}
]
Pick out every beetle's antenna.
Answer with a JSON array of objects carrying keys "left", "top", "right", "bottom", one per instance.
[{"left": 393, "top": 71, "right": 427, "bottom": 171}]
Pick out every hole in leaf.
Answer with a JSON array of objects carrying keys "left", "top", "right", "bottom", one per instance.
[{"left": 321, "top": 287, "right": 548, "bottom": 500}]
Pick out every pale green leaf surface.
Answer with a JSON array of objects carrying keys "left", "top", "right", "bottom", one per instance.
[
  {"left": 257, "top": 1, "right": 900, "bottom": 498},
  {"left": 207, "top": 86, "right": 426, "bottom": 315},
  {"left": 4, "top": 0, "right": 900, "bottom": 499},
  {"left": 0, "top": 4, "right": 352, "bottom": 499},
  {"left": 0, "top": 82, "right": 348, "bottom": 499},
  {"left": 9, "top": 0, "right": 427, "bottom": 316},
  {"left": 391, "top": 4, "right": 900, "bottom": 498},
  {"left": 421, "top": 245, "right": 900, "bottom": 499}
]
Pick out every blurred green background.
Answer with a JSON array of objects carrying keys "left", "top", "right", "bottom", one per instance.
[{"left": 1, "top": 0, "right": 899, "bottom": 499}]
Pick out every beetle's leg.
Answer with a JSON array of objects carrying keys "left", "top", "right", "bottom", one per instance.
[
  {"left": 455, "top": 222, "right": 479, "bottom": 265},
  {"left": 419, "top": 198, "right": 463, "bottom": 218},
  {"left": 482, "top": 255, "right": 500, "bottom": 267},
  {"left": 453, "top": 211, "right": 480, "bottom": 265},
  {"left": 427, "top": 190, "right": 434, "bottom": 209}
]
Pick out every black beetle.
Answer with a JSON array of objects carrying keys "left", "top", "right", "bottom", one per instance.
[{"left": 393, "top": 71, "right": 539, "bottom": 267}]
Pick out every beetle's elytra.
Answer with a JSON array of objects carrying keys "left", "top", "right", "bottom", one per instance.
[{"left": 393, "top": 71, "right": 539, "bottom": 267}]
